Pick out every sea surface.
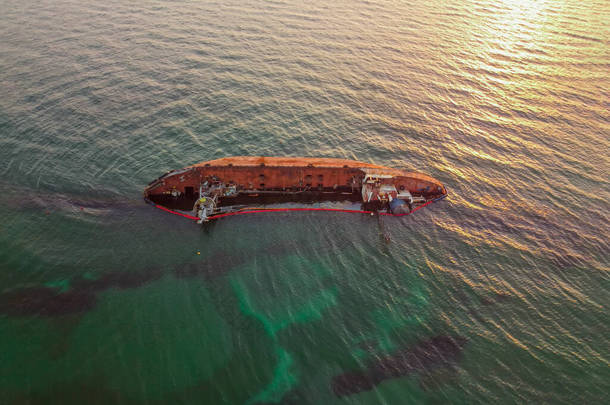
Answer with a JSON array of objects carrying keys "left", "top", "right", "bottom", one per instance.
[{"left": 0, "top": 0, "right": 608, "bottom": 403}]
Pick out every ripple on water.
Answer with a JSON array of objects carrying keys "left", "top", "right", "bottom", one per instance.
[{"left": 0, "top": 0, "right": 609, "bottom": 403}]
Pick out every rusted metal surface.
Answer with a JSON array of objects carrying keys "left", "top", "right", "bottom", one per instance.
[
  {"left": 145, "top": 156, "right": 445, "bottom": 196},
  {"left": 144, "top": 157, "right": 447, "bottom": 219}
]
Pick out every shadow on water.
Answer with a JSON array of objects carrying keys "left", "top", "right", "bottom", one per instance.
[{"left": 331, "top": 335, "right": 467, "bottom": 397}]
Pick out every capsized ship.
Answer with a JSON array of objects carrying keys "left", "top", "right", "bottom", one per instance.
[{"left": 144, "top": 156, "right": 447, "bottom": 223}]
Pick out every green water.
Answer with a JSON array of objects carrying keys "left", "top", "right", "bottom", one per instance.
[{"left": 0, "top": 0, "right": 608, "bottom": 403}]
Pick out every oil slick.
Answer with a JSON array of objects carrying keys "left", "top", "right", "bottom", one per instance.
[
  {"left": 331, "top": 335, "right": 467, "bottom": 397},
  {"left": 0, "top": 243, "right": 296, "bottom": 318},
  {"left": 0, "top": 287, "right": 96, "bottom": 317},
  {"left": 71, "top": 268, "right": 163, "bottom": 292},
  {"left": 0, "top": 244, "right": 296, "bottom": 318},
  {"left": 0, "top": 268, "right": 163, "bottom": 318}
]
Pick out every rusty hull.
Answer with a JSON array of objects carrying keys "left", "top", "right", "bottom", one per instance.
[{"left": 144, "top": 156, "right": 446, "bottom": 211}]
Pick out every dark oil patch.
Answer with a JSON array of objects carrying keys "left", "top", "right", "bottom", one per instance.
[
  {"left": 0, "top": 287, "right": 96, "bottom": 317},
  {"left": 0, "top": 269, "right": 164, "bottom": 318},
  {"left": 331, "top": 335, "right": 467, "bottom": 397},
  {"left": 0, "top": 236, "right": 348, "bottom": 319},
  {"left": 71, "top": 268, "right": 164, "bottom": 292}
]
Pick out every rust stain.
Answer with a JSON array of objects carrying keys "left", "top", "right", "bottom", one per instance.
[{"left": 146, "top": 156, "right": 445, "bottom": 196}]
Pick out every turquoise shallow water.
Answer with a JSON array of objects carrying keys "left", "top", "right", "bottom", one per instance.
[{"left": 0, "top": 0, "right": 608, "bottom": 403}]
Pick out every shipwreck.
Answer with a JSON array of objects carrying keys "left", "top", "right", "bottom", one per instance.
[{"left": 144, "top": 156, "right": 447, "bottom": 223}]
